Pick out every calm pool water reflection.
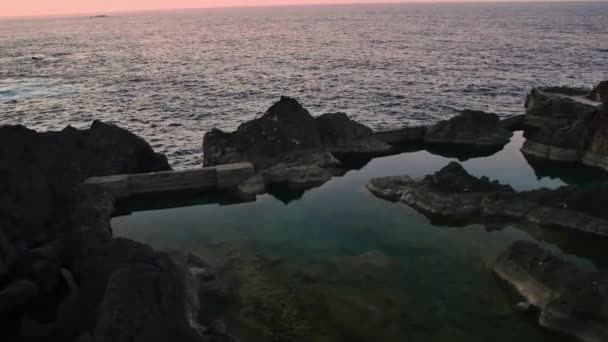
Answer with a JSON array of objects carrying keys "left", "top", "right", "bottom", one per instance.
[{"left": 112, "top": 132, "right": 605, "bottom": 341}]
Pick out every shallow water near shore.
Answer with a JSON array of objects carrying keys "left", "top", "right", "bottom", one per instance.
[{"left": 113, "top": 132, "right": 608, "bottom": 341}]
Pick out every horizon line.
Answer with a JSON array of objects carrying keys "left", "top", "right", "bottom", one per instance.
[{"left": 0, "top": 0, "right": 601, "bottom": 19}]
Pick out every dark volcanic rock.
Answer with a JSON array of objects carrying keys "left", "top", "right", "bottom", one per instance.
[
  {"left": 203, "top": 96, "right": 391, "bottom": 169},
  {"left": 588, "top": 81, "right": 608, "bottom": 103},
  {"left": 203, "top": 96, "right": 323, "bottom": 169},
  {"left": 499, "top": 114, "right": 526, "bottom": 131},
  {"left": 366, "top": 162, "right": 514, "bottom": 224},
  {"left": 372, "top": 126, "right": 427, "bottom": 145},
  {"left": 521, "top": 83, "right": 608, "bottom": 170},
  {"left": 366, "top": 162, "right": 608, "bottom": 235},
  {"left": 424, "top": 110, "right": 513, "bottom": 148},
  {"left": 494, "top": 241, "right": 608, "bottom": 342},
  {"left": 424, "top": 161, "right": 514, "bottom": 194},
  {"left": 0, "top": 121, "right": 214, "bottom": 342},
  {"left": 372, "top": 111, "right": 514, "bottom": 156},
  {"left": 262, "top": 152, "right": 343, "bottom": 192},
  {"left": 316, "top": 112, "right": 391, "bottom": 157},
  {"left": 0, "top": 279, "right": 40, "bottom": 316},
  {"left": 203, "top": 97, "right": 391, "bottom": 198},
  {"left": 0, "top": 121, "right": 170, "bottom": 247},
  {"left": 93, "top": 251, "right": 204, "bottom": 342}
]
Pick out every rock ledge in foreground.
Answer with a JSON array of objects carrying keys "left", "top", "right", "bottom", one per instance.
[
  {"left": 494, "top": 241, "right": 608, "bottom": 342},
  {"left": 366, "top": 161, "right": 608, "bottom": 235}
]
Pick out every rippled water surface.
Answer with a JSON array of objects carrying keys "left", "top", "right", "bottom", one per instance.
[{"left": 1, "top": 2, "right": 607, "bottom": 168}]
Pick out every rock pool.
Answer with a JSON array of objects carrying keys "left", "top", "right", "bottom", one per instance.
[{"left": 112, "top": 132, "right": 608, "bottom": 341}]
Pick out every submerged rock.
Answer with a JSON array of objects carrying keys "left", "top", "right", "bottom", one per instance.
[
  {"left": 366, "top": 162, "right": 608, "bottom": 235},
  {"left": 521, "top": 82, "right": 608, "bottom": 171},
  {"left": 494, "top": 241, "right": 608, "bottom": 342}
]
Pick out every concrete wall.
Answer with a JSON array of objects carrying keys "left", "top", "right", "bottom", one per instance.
[{"left": 85, "top": 162, "right": 255, "bottom": 200}]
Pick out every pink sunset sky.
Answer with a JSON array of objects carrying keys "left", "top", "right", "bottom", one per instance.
[{"left": 1, "top": 0, "right": 578, "bottom": 17}]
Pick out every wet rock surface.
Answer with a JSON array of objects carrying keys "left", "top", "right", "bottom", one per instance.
[
  {"left": 521, "top": 81, "right": 608, "bottom": 171},
  {"left": 494, "top": 241, "right": 608, "bottom": 342},
  {"left": 366, "top": 161, "right": 608, "bottom": 235}
]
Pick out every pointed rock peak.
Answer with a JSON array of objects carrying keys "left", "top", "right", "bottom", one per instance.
[
  {"left": 429, "top": 161, "right": 514, "bottom": 193},
  {"left": 264, "top": 96, "right": 313, "bottom": 121},
  {"left": 439, "top": 161, "right": 467, "bottom": 174}
]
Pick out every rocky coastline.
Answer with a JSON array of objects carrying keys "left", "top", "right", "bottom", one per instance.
[
  {"left": 0, "top": 122, "right": 235, "bottom": 342},
  {"left": 361, "top": 80, "right": 608, "bottom": 341},
  {"left": 1, "top": 79, "right": 606, "bottom": 342}
]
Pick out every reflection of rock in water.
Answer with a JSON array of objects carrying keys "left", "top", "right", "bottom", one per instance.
[{"left": 523, "top": 154, "right": 608, "bottom": 186}]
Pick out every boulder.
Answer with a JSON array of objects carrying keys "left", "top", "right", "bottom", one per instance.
[
  {"left": 494, "top": 241, "right": 608, "bottom": 342},
  {"left": 0, "top": 121, "right": 170, "bottom": 254},
  {"left": 366, "top": 162, "right": 608, "bottom": 235},
  {"left": 424, "top": 110, "right": 513, "bottom": 148},
  {"left": 372, "top": 126, "right": 427, "bottom": 145},
  {"left": 521, "top": 84, "right": 608, "bottom": 170},
  {"left": 499, "top": 114, "right": 526, "bottom": 131},
  {"left": 262, "top": 152, "right": 343, "bottom": 191},
  {"left": 588, "top": 81, "right": 608, "bottom": 103},
  {"left": 0, "top": 121, "right": 178, "bottom": 341},
  {"left": 19, "top": 268, "right": 81, "bottom": 342},
  {"left": 203, "top": 97, "right": 391, "bottom": 197},
  {"left": 0, "top": 279, "right": 40, "bottom": 316},
  {"left": 203, "top": 96, "right": 323, "bottom": 169},
  {"left": 316, "top": 112, "right": 392, "bottom": 156},
  {"left": 93, "top": 254, "right": 205, "bottom": 342}
]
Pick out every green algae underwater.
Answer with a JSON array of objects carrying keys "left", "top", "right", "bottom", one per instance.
[{"left": 112, "top": 132, "right": 607, "bottom": 341}]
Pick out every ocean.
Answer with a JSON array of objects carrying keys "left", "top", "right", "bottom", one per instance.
[{"left": 1, "top": 2, "right": 607, "bottom": 168}]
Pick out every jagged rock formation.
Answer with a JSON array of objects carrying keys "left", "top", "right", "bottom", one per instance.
[
  {"left": 203, "top": 97, "right": 392, "bottom": 199},
  {"left": 521, "top": 82, "right": 608, "bottom": 171},
  {"left": 424, "top": 110, "right": 512, "bottom": 147},
  {"left": 494, "top": 241, "right": 608, "bottom": 342},
  {"left": 0, "top": 121, "right": 233, "bottom": 342},
  {"left": 366, "top": 162, "right": 608, "bottom": 235},
  {"left": 203, "top": 96, "right": 391, "bottom": 169},
  {"left": 372, "top": 109, "right": 516, "bottom": 160},
  {"left": 203, "top": 97, "right": 518, "bottom": 199}
]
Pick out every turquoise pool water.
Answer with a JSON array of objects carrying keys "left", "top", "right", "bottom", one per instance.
[{"left": 112, "top": 132, "right": 606, "bottom": 342}]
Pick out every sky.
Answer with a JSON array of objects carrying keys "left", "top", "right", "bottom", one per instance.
[{"left": 0, "top": 0, "right": 585, "bottom": 17}]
